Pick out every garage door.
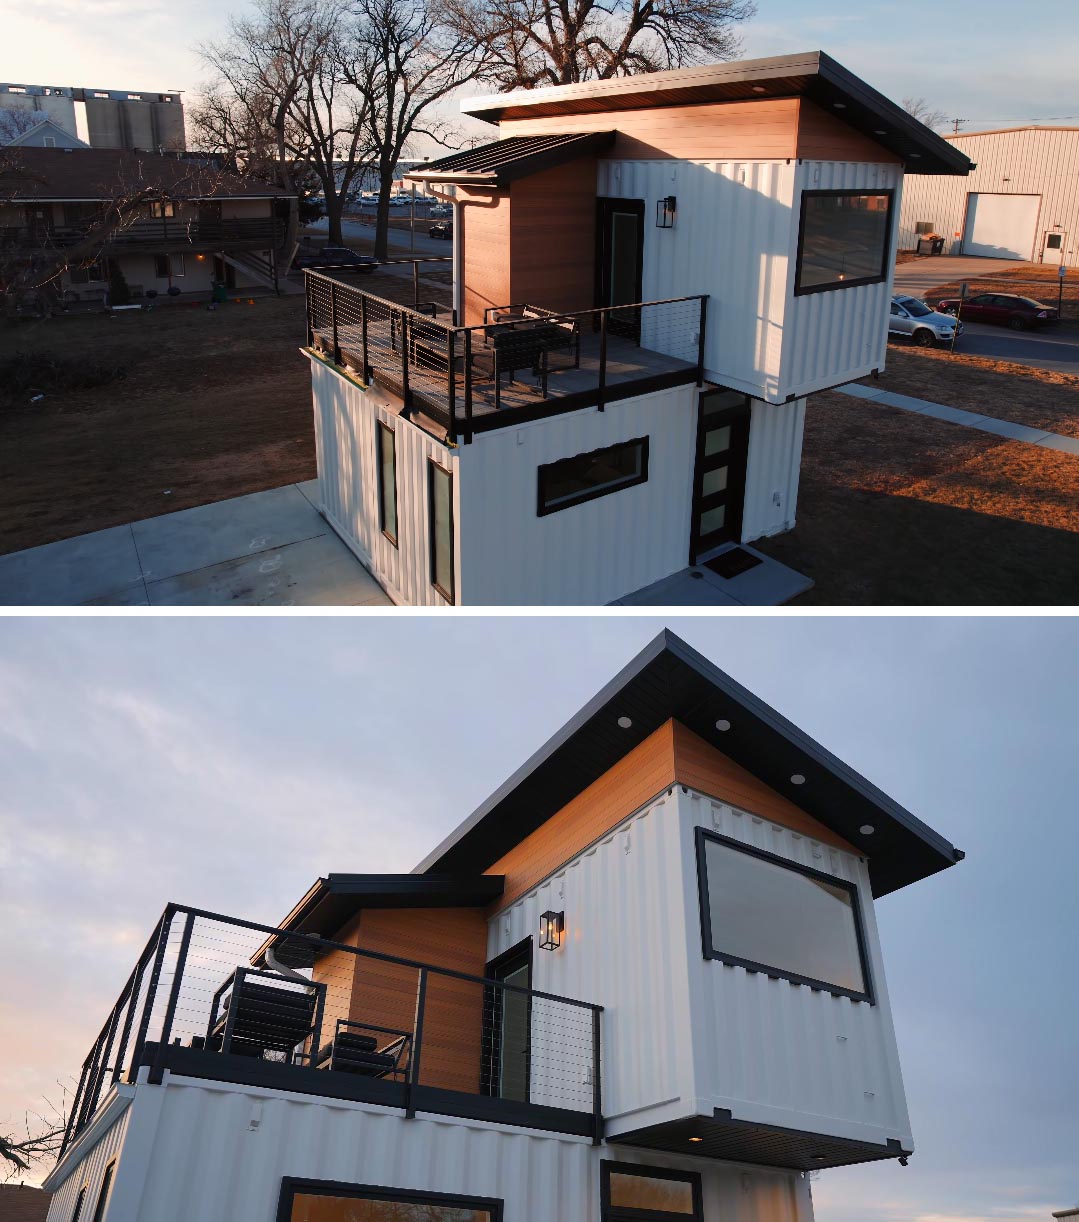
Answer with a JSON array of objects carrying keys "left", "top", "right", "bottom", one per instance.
[{"left": 963, "top": 193, "right": 1040, "bottom": 259}]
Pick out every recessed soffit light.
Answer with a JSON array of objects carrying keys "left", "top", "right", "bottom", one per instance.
[
  {"left": 689, "top": 1136, "right": 704, "bottom": 1143},
  {"left": 752, "top": 85, "right": 767, "bottom": 93},
  {"left": 715, "top": 719, "right": 731, "bottom": 732},
  {"left": 617, "top": 715, "right": 633, "bottom": 729},
  {"left": 833, "top": 102, "right": 847, "bottom": 109},
  {"left": 790, "top": 773, "right": 806, "bottom": 786},
  {"left": 859, "top": 824, "right": 875, "bottom": 836}
]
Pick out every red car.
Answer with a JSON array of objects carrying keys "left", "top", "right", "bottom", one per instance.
[{"left": 935, "top": 292, "right": 1058, "bottom": 331}]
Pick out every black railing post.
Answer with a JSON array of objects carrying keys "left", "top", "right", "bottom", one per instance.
[
  {"left": 405, "top": 968, "right": 428, "bottom": 1119},
  {"left": 413, "top": 261, "right": 420, "bottom": 307},
  {"left": 463, "top": 328, "right": 473, "bottom": 445},
  {"left": 330, "top": 280, "right": 341, "bottom": 366},
  {"left": 149, "top": 910, "right": 194, "bottom": 1084},
  {"left": 591, "top": 1006, "right": 604, "bottom": 1145},
  {"left": 60, "top": 1056, "right": 93, "bottom": 1155},
  {"left": 597, "top": 310, "right": 608, "bottom": 412},
  {"left": 697, "top": 295, "right": 708, "bottom": 387},
  {"left": 111, "top": 949, "right": 149, "bottom": 1085},
  {"left": 360, "top": 294, "right": 370, "bottom": 382},
  {"left": 72, "top": 1035, "right": 105, "bottom": 1137},
  {"left": 446, "top": 329, "right": 456, "bottom": 444},
  {"left": 218, "top": 966, "right": 245, "bottom": 1057},
  {"left": 305, "top": 277, "right": 314, "bottom": 348},
  {"left": 401, "top": 314, "right": 411, "bottom": 410},
  {"left": 85, "top": 997, "right": 124, "bottom": 1121},
  {"left": 129, "top": 907, "right": 175, "bottom": 1083}
]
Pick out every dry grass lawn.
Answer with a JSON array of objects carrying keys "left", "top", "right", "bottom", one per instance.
[{"left": 919, "top": 261, "right": 1077, "bottom": 323}]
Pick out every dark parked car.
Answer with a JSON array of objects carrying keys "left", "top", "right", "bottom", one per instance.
[
  {"left": 935, "top": 292, "right": 1058, "bottom": 330},
  {"left": 293, "top": 246, "right": 377, "bottom": 272},
  {"left": 429, "top": 222, "right": 453, "bottom": 240}
]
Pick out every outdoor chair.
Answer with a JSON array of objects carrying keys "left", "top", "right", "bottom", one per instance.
[
  {"left": 207, "top": 967, "right": 325, "bottom": 1063},
  {"left": 314, "top": 1019, "right": 411, "bottom": 1080}
]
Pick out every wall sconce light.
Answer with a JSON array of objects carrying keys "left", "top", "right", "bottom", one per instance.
[
  {"left": 539, "top": 910, "right": 564, "bottom": 951},
  {"left": 656, "top": 196, "right": 676, "bottom": 228}
]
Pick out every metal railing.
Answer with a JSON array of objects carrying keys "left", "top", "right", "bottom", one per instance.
[
  {"left": 61, "top": 903, "right": 603, "bottom": 1156},
  {"left": 305, "top": 268, "right": 708, "bottom": 443},
  {"left": 0, "top": 217, "right": 283, "bottom": 252}
]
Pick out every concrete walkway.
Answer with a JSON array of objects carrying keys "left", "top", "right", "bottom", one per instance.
[
  {"left": 615, "top": 545, "right": 812, "bottom": 607},
  {"left": 838, "top": 383, "right": 1079, "bottom": 455},
  {"left": 0, "top": 482, "right": 392, "bottom": 607},
  {"left": 893, "top": 255, "right": 1029, "bottom": 297}
]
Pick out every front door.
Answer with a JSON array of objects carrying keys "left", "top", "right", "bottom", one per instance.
[
  {"left": 483, "top": 940, "right": 531, "bottom": 1103},
  {"left": 596, "top": 198, "right": 644, "bottom": 339},
  {"left": 1043, "top": 230, "right": 1066, "bottom": 264},
  {"left": 690, "top": 388, "right": 751, "bottom": 562}
]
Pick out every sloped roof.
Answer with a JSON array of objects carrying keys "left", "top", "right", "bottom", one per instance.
[
  {"left": 406, "top": 132, "right": 615, "bottom": 187},
  {"left": 1, "top": 146, "right": 291, "bottom": 201},
  {"left": 461, "top": 51, "right": 972, "bottom": 176},
  {"left": 5, "top": 117, "right": 88, "bottom": 148},
  {"left": 415, "top": 630, "right": 964, "bottom": 898},
  {"left": 0, "top": 1185, "right": 52, "bottom": 1222}
]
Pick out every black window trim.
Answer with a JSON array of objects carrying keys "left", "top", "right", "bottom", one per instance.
[
  {"left": 694, "top": 826, "right": 876, "bottom": 1005},
  {"left": 427, "top": 457, "right": 455, "bottom": 604},
  {"left": 793, "top": 188, "right": 896, "bottom": 297},
  {"left": 90, "top": 1159, "right": 116, "bottom": 1222},
  {"left": 482, "top": 936, "right": 534, "bottom": 1100},
  {"left": 376, "top": 419, "right": 399, "bottom": 548},
  {"left": 600, "top": 1160, "right": 704, "bottom": 1222},
  {"left": 536, "top": 436, "right": 650, "bottom": 517},
  {"left": 276, "top": 1176, "right": 504, "bottom": 1222},
  {"left": 70, "top": 1185, "right": 88, "bottom": 1222}
]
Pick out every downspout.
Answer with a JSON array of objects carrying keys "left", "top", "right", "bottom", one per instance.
[{"left": 424, "top": 182, "right": 462, "bottom": 324}]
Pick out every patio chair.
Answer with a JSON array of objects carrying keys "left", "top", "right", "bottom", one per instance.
[
  {"left": 207, "top": 967, "right": 325, "bottom": 1062},
  {"left": 315, "top": 1019, "right": 411, "bottom": 1080}
]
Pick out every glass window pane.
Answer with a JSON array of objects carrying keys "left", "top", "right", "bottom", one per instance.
[
  {"left": 702, "top": 466, "right": 728, "bottom": 498},
  {"left": 703, "top": 426, "right": 731, "bottom": 457},
  {"left": 430, "top": 464, "right": 453, "bottom": 598},
  {"left": 699, "top": 504, "right": 726, "bottom": 536},
  {"left": 703, "top": 838, "right": 866, "bottom": 994},
  {"left": 797, "top": 193, "right": 891, "bottom": 291},
  {"left": 290, "top": 1194, "right": 492, "bottom": 1221},
  {"left": 378, "top": 426, "right": 397, "bottom": 540},
  {"left": 540, "top": 440, "right": 647, "bottom": 513},
  {"left": 610, "top": 213, "right": 640, "bottom": 307},
  {"left": 609, "top": 1172, "right": 695, "bottom": 1214}
]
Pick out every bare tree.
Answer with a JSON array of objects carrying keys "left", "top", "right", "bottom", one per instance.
[
  {"left": 0, "top": 108, "right": 45, "bottom": 144},
  {"left": 1, "top": 1092, "right": 69, "bottom": 1181},
  {"left": 441, "top": 0, "right": 756, "bottom": 90},
  {"left": 902, "top": 96, "right": 949, "bottom": 132}
]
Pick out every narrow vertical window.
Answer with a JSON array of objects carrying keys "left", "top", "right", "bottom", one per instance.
[
  {"left": 70, "top": 1187, "right": 87, "bottom": 1222},
  {"left": 377, "top": 422, "right": 398, "bottom": 546},
  {"left": 428, "top": 459, "right": 454, "bottom": 603},
  {"left": 91, "top": 1162, "right": 115, "bottom": 1222}
]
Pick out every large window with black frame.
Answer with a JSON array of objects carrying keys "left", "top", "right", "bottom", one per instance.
[
  {"left": 795, "top": 190, "right": 894, "bottom": 294},
  {"left": 537, "top": 437, "right": 649, "bottom": 516},
  {"left": 601, "top": 1162, "right": 703, "bottom": 1222},
  {"left": 695, "top": 828, "right": 873, "bottom": 1002},
  {"left": 277, "top": 1178, "right": 503, "bottom": 1221}
]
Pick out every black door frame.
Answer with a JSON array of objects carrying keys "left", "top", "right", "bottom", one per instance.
[
  {"left": 596, "top": 197, "right": 645, "bottom": 340},
  {"left": 482, "top": 937, "right": 533, "bottom": 1101},
  {"left": 689, "top": 388, "right": 752, "bottom": 563}
]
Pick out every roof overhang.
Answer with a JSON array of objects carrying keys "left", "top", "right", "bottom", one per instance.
[
  {"left": 461, "top": 51, "right": 972, "bottom": 176},
  {"left": 405, "top": 131, "right": 615, "bottom": 188},
  {"left": 415, "top": 630, "right": 963, "bottom": 898}
]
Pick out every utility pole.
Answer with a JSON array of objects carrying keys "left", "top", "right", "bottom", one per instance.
[{"left": 952, "top": 118, "right": 967, "bottom": 134}]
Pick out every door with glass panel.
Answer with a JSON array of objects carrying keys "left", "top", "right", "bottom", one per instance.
[
  {"left": 601, "top": 1162, "right": 703, "bottom": 1222},
  {"left": 690, "top": 388, "right": 751, "bottom": 561},
  {"left": 482, "top": 939, "right": 531, "bottom": 1103},
  {"left": 597, "top": 198, "right": 645, "bottom": 340}
]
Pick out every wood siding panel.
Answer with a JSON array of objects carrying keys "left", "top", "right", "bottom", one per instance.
[
  {"left": 460, "top": 187, "right": 511, "bottom": 326},
  {"left": 797, "top": 99, "right": 903, "bottom": 164},
  {"left": 671, "top": 720, "right": 859, "bottom": 852},
  {"left": 510, "top": 159, "right": 597, "bottom": 312},
  {"left": 500, "top": 99, "right": 800, "bottom": 161}
]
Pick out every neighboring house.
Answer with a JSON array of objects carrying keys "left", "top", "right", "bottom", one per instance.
[
  {"left": 1, "top": 148, "right": 297, "bottom": 300},
  {"left": 42, "top": 630, "right": 964, "bottom": 1222},
  {"left": 302, "top": 50, "right": 971, "bottom": 607},
  {"left": 0, "top": 1184, "right": 52, "bottom": 1221},
  {"left": 0, "top": 82, "right": 185, "bottom": 151},
  {"left": 899, "top": 126, "right": 1079, "bottom": 265},
  {"left": 3, "top": 118, "right": 88, "bottom": 149}
]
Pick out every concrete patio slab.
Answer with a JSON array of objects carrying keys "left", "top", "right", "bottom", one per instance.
[
  {"left": 131, "top": 484, "right": 327, "bottom": 583},
  {"left": 0, "top": 524, "right": 143, "bottom": 607},
  {"left": 616, "top": 545, "right": 811, "bottom": 606},
  {"left": 295, "top": 479, "right": 322, "bottom": 509}
]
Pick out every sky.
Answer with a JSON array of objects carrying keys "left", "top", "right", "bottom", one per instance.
[
  {"left": 0, "top": 616, "right": 1077, "bottom": 1222},
  {"left": 2, "top": 0, "right": 1079, "bottom": 151}
]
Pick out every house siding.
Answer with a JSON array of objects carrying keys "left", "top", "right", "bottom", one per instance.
[{"left": 45, "top": 1100, "right": 130, "bottom": 1222}]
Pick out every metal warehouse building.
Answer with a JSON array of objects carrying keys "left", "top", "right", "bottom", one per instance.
[{"left": 898, "top": 126, "right": 1079, "bottom": 265}]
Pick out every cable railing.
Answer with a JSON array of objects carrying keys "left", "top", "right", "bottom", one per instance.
[
  {"left": 61, "top": 903, "right": 603, "bottom": 1157},
  {"left": 305, "top": 267, "right": 707, "bottom": 443}
]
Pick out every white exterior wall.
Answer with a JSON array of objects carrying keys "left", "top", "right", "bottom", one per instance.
[
  {"left": 898, "top": 127, "right": 1079, "bottom": 265},
  {"left": 676, "top": 790, "right": 912, "bottom": 1150},
  {"left": 741, "top": 397, "right": 806, "bottom": 543},
  {"left": 457, "top": 385, "right": 697, "bottom": 606},
  {"left": 45, "top": 1092, "right": 132, "bottom": 1222},
  {"left": 309, "top": 357, "right": 460, "bottom": 606},
  {"left": 49, "top": 1075, "right": 814, "bottom": 1222}
]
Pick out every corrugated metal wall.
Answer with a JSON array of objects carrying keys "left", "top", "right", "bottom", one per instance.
[
  {"left": 457, "top": 386, "right": 697, "bottom": 605},
  {"left": 676, "top": 790, "right": 912, "bottom": 1149},
  {"left": 898, "top": 128, "right": 1079, "bottom": 264},
  {"left": 310, "top": 357, "right": 459, "bottom": 606},
  {"left": 487, "top": 792, "right": 695, "bottom": 1126},
  {"left": 741, "top": 397, "right": 806, "bottom": 543},
  {"left": 781, "top": 162, "right": 900, "bottom": 398},
  {"left": 118, "top": 1077, "right": 813, "bottom": 1222},
  {"left": 46, "top": 1101, "right": 130, "bottom": 1222},
  {"left": 597, "top": 159, "right": 795, "bottom": 401}
]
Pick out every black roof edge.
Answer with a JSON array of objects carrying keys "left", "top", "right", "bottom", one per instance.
[{"left": 405, "top": 131, "right": 616, "bottom": 188}]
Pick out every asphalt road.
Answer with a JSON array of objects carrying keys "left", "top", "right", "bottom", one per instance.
[{"left": 306, "top": 216, "right": 451, "bottom": 259}]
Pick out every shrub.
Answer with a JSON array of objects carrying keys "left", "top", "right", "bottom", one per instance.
[{"left": 108, "top": 261, "right": 132, "bottom": 307}]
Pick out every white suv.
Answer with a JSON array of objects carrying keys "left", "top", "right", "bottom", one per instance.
[{"left": 888, "top": 295, "right": 963, "bottom": 347}]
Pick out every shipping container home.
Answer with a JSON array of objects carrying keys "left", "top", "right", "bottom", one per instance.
[
  {"left": 305, "top": 51, "right": 971, "bottom": 605},
  {"left": 43, "top": 630, "right": 963, "bottom": 1222},
  {"left": 898, "top": 127, "right": 1079, "bottom": 265}
]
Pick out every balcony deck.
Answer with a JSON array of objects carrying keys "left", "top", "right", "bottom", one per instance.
[{"left": 1, "top": 217, "right": 283, "bottom": 255}]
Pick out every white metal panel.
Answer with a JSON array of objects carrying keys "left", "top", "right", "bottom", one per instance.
[
  {"left": 781, "top": 162, "right": 901, "bottom": 399},
  {"left": 676, "top": 790, "right": 913, "bottom": 1149},
  {"left": 121, "top": 1076, "right": 812, "bottom": 1222},
  {"left": 898, "top": 128, "right": 1079, "bottom": 265},
  {"left": 963, "top": 192, "right": 1041, "bottom": 259},
  {"left": 741, "top": 397, "right": 806, "bottom": 543},
  {"left": 45, "top": 1102, "right": 130, "bottom": 1222},
  {"left": 487, "top": 792, "right": 695, "bottom": 1128},
  {"left": 597, "top": 159, "right": 795, "bottom": 401},
  {"left": 310, "top": 357, "right": 459, "bottom": 606},
  {"left": 457, "top": 385, "right": 697, "bottom": 605}
]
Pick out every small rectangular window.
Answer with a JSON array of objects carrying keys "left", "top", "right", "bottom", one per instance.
[
  {"left": 279, "top": 1178, "right": 501, "bottom": 1221},
  {"left": 537, "top": 437, "right": 649, "bottom": 516},
  {"left": 696, "top": 828, "right": 873, "bottom": 1002},
  {"left": 44, "top": 136, "right": 57, "bottom": 147},
  {"left": 376, "top": 421, "right": 398, "bottom": 546},
  {"left": 601, "top": 1163, "right": 702, "bottom": 1220},
  {"left": 172, "top": 254, "right": 186, "bottom": 278},
  {"left": 428, "top": 459, "right": 454, "bottom": 603},
  {"left": 150, "top": 201, "right": 175, "bottom": 219},
  {"left": 70, "top": 1187, "right": 87, "bottom": 1222},
  {"left": 91, "top": 1162, "right": 115, "bottom": 1222},
  {"left": 795, "top": 190, "right": 893, "bottom": 294},
  {"left": 154, "top": 254, "right": 170, "bottom": 278}
]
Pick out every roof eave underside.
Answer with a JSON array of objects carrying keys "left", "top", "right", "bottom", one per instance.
[
  {"left": 460, "top": 51, "right": 971, "bottom": 177},
  {"left": 414, "top": 630, "right": 962, "bottom": 898},
  {"left": 404, "top": 131, "right": 616, "bottom": 188}
]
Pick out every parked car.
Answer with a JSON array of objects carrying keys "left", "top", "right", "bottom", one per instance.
[
  {"left": 429, "top": 203, "right": 452, "bottom": 218},
  {"left": 888, "top": 294, "right": 963, "bottom": 347},
  {"left": 935, "top": 292, "right": 1059, "bottom": 330},
  {"left": 293, "top": 246, "right": 377, "bottom": 272},
  {"left": 429, "top": 222, "right": 453, "bottom": 240}
]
